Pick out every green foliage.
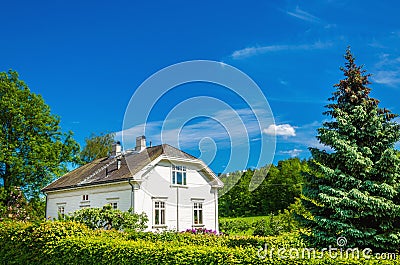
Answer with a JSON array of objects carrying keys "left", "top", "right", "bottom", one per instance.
[
  {"left": 1, "top": 221, "right": 398, "bottom": 264},
  {"left": 65, "top": 204, "right": 148, "bottom": 231},
  {"left": 253, "top": 159, "right": 307, "bottom": 215},
  {"left": 219, "top": 158, "right": 307, "bottom": 217},
  {"left": 219, "top": 217, "right": 253, "bottom": 235},
  {"left": 0, "top": 220, "right": 90, "bottom": 264},
  {"left": 0, "top": 70, "right": 80, "bottom": 198},
  {"left": 80, "top": 132, "right": 115, "bottom": 165},
  {"left": 300, "top": 48, "right": 400, "bottom": 252},
  {"left": 220, "top": 200, "right": 303, "bottom": 236}
]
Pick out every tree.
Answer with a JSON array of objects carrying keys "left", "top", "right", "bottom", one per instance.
[
  {"left": 79, "top": 132, "right": 115, "bottom": 165},
  {"left": 257, "top": 158, "right": 306, "bottom": 213},
  {"left": 300, "top": 49, "right": 400, "bottom": 251},
  {"left": 218, "top": 158, "right": 306, "bottom": 217},
  {"left": 0, "top": 70, "right": 80, "bottom": 199},
  {"left": 219, "top": 170, "right": 253, "bottom": 217}
]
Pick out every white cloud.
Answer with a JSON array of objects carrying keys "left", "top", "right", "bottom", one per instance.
[
  {"left": 231, "top": 41, "right": 331, "bottom": 59},
  {"left": 115, "top": 107, "right": 271, "bottom": 150},
  {"left": 373, "top": 70, "right": 400, "bottom": 86},
  {"left": 276, "top": 120, "right": 333, "bottom": 152},
  {"left": 286, "top": 6, "right": 321, "bottom": 23},
  {"left": 263, "top": 124, "right": 296, "bottom": 137},
  {"left": 372, "top": 54, "right": 400, "bottom": 86},
  {"left": 280, "top": 149, "right": 303, "bottom": 157}
]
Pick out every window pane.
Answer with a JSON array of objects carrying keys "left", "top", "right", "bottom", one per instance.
[
  {"left": 161, "top": 209, "right": 165, "bottom": 224},
  {"left": 177, "top": 172, "right": 182, "bottom": 185},
  {"left": 172, "top": 172, "right": 176, "bottom": 184},
  {"left": 155, "top": 209, "right": 159, "bottom": 225},
  {"left": 183, "top": 172, "right": 186, "bottom": 185},
  {"left": 194, "top": 210, "right": 198, "bottom": 224},
  {"left": 199, "top": 210, "right": 203, "bottom": 224}
]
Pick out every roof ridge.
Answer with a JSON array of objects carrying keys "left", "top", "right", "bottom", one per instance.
[{"left": 160, "top": 143, "right": 197, "bottom": 159}]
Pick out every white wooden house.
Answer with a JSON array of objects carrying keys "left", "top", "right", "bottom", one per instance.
[{"left": 42, "top": 136, "right": 223, "bottom": 232}]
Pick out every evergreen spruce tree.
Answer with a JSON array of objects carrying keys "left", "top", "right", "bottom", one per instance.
[{"left": 301, "top": 48, "right": 400, "bottom": 252}]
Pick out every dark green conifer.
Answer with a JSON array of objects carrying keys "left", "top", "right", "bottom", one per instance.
[{"left": 301, "top": 48, "right": 400, "bottom": 252}]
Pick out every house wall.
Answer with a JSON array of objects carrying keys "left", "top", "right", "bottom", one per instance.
[
  {"left": 45, "top": 159, "right": 219, "bottom": 232},
  {"left": 45, "top": 182, "right": 132, "bottom": 220},
  {"left": 136, "top": 160, "right": 218, "bottom": 232}
]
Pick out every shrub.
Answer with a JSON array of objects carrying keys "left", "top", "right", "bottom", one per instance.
[
  {"left": 64, "top": 204, "right": 148, "bottom": 231},
  {"left": 220, "top": 208, "right": 299, "bottom": 236},
  {"left": 219, "top": 218, "right": 252, "bottom": 235},
  {"left": 252, "top": 210, "right": 298, "bottom": 237},
  {"left": 1, "top": 221, "right": 399, "bottom": 264}
]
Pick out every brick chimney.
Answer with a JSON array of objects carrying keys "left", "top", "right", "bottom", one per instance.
[
  {"left": 111, "top": 141, "right": 121, "bottom": 157},
  {"left": 135, "top": 136, "right": 146, "bottom": 152}
]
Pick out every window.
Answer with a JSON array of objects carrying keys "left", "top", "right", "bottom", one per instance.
[
  {"left": 109, "top": 202, "right": 118, "bottom": 210},
  {"left": 154, "top": 201, "right": 165, "bottom": 225},
  {"left": 193, "top": 202, "right": 203, "bottom": 225},
  {"left": 172, "top": 165, "right": 186, "bottom": 185},
  {"left": 82, "top": 194, "right": 89, "bottom": 201},
  {"left": 58, "top": 206, "right": 65, "bottom": 218}
]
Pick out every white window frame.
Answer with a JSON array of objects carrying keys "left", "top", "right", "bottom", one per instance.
[
  {"left": 109, "top": 202, "right": 118, "bottom": 210},
  {"left": 193, "top": 202, "right": 204, "bottom": 226},
  {"left": 58, "top": 205, "right": 65, "bottom": 218},
  {"left": 107, "top": 197, "right": 119, "bottom": 210},
  {"left": 153, "top": 199, "right": 167, "bottom": 227},
  {"left": 82, "top": 194, "right": 89, "bottom": 201},
  {"left": 171, "top": 165, "right": 187, "bottom": 185}
]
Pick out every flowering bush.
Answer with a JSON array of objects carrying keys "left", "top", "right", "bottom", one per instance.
[{"left": 184, "top": 227, "right": 218, "bottom": 235}]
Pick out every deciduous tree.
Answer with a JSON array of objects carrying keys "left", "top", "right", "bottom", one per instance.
[
  {"left": 79, "top": 132, "right": 115, "bottom": 165},
  {"left": 0, "top": 70, "right": 80, "bottom": 198}
]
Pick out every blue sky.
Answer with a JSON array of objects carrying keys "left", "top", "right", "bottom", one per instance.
[{"left": 1, "top": 0, "right": 400, "bottom": 174}]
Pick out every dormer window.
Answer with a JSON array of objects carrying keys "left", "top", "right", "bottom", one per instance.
[{"left": 172, "top": 165, "right": 186, "bottom": 185}]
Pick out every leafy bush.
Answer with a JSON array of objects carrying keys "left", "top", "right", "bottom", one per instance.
[
  {"left": 64, "top": 204, "right": 148, "bottom": 231},
  {"left": 219, "top": 218, "right": 252, "bottom": 235},
  {"left": 1, "top": 221, "right": 399, "bottom": 264},
  {"left": 253, "top": 210, "right": 298, "bottom": 237},
  {"left": 220, "top": 204, "right": 300, "bottom": 236},
  {"left": 0, "top": 220, "right": 91, "bottom": 264}
]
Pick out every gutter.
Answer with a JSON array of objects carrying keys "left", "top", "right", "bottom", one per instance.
[
  {"left": 44, "top": 193, "right": 48, "bottom": 220},
  {"left": 128, "top": 179, "right": 135, "bottom": 214}
]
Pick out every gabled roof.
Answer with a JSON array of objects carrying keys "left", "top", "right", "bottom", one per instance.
[{"left": 42, "top": 144, "right": 221, "bottom": 192}]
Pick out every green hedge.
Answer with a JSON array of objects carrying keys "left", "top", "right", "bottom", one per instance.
[{"left": 0, "top": 221, "right": 399, "bottom": 264}]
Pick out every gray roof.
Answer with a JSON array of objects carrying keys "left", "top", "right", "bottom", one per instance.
[{"left": 42, "top": 144, "right": 199, "bottom": 192}]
